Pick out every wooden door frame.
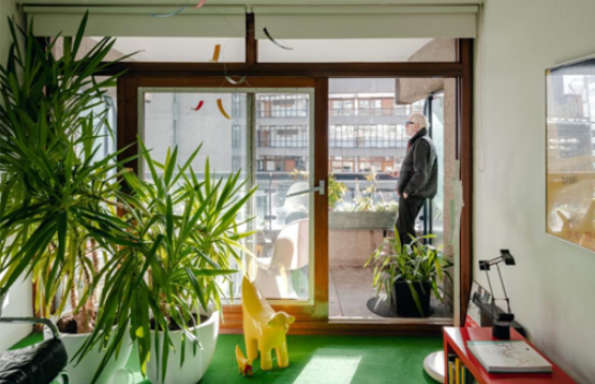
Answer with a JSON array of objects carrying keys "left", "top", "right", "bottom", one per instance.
[
  {"left": 113, "top": 18, "right": 473, "bottom": 335},
  {"left": 120, "top": 76, "right": 328, "bottom": 326}
]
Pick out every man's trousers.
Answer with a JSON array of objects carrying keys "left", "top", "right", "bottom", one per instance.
[{"left": 395, "top": 196, "right": 425, "bottom": 245}]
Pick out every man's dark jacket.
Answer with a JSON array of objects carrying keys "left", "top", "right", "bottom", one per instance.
[{"left": 397, "top": 128, "right": 438, "bottom": 199}]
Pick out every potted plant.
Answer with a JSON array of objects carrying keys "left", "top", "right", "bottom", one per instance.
[
  {"left": 0, "top": 15, "right": 137, "bottom": 384},
  {"left": 365, "top": 229, "right": 452, "bottom": 317},
  {"left": 79, "top": 142, "right": 255, "bottom": 384}
]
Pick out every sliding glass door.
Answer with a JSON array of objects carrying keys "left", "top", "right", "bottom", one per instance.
[
  {"left": 139, "top": 87, "right": 316, "bottom": 304},
  {"left": 327, "top": 78, "right": 456, "bottom": 324},
  {"left": 119, "top": 63, "right": 470, "bottom": 331}
]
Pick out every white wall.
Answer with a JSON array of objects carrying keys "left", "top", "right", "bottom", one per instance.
[
  {"left": 0, "top": 0, "right": 32, "bottom": 351},
  {"left": 475, "top": 0, "right": 595, "bottom": 382},
  {"left": 0, "top": 1, "right": 17, "bottom": 59}
]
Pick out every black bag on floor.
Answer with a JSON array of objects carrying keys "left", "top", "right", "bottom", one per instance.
[{"left": 0, "top": 317, "right": 68, "bottom": 384}]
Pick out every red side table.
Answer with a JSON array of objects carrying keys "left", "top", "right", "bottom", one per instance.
[{"left": 443, "top": 327, "right": 576, "bottom": 384}]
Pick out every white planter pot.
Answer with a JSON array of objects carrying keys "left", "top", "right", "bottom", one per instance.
[
  {"left": 44, "top": 327, "right": 133, "bottom": 384},
  {"left": 147, "top": 311, "right": 219, "bottom": 384}
]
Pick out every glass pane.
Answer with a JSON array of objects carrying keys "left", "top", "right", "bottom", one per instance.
[
  {"left": 87, "top": 82, "right": 117, "bottom": 166},
  {"left": 328, "top": 78, "right": 456, "bottom": 321},
  {"left": 143, "top": 92, "right": 247, "bottom": 176},
  {"left": 141, "top": 89, "right": 313, "bottom": 302},
  {"left": 251, "top": 93, "right": 311, "bottom": 300},
  {"left": 142, "top": 91, "right": 248, "bottom": 298},
  {"left": 258, "top": 38, "right": 456, "bottom": 63}
]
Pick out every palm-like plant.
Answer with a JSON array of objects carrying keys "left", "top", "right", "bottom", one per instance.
[
  {"left": 365, "top": 228, "right": 452, "bottom": 316},
  {"left": 0, "top": 15, "right": 134, "bottom": 331},
  {"left": 0, "top": 13, "right": 255, "bottom": 382},
  {"left": 79, "top": 142, "right": 255, "bottom": 383}
]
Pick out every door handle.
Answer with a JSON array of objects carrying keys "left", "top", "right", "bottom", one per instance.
[{"left": 285, "top": 180, "right": 325, "bottom": 197}]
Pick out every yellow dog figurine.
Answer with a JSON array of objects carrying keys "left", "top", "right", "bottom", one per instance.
[{"left": 237, "top": 276, "right": 295, "bottom": 371}]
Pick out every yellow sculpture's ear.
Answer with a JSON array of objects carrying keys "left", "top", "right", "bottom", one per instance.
[
  {"left": 268, "top": 312, "right": 295, "bottom": 327},
  {"left": 267, "top": 313, "right": 283, "bottom": 327}
]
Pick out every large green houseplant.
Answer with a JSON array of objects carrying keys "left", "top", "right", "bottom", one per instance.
[
  {"left": 365, "top": 228, "right": 452, "bottom": 317},
  {"left": 0, "top": 14, "right": 139, "bottom": 383},
  {"left": 78, "top": 142, "right": 255, "bottom": 384},
  {"left": 0, "top": 13, "right": 132, "bottom": 322},
  {"left": 0, "top": 15, "right": 142, "bottom": 382},
  {"left": 0, "top": 13, "right": 256, "bottom": 383}
]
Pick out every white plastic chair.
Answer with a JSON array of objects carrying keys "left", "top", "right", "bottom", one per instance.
[{"left": 253, "top": 218, "right": 309, "bottom": 299}]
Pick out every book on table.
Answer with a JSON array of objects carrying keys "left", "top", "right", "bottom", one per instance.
[{"left": 467, "top": 340, "right": 553, "bottom": 374}]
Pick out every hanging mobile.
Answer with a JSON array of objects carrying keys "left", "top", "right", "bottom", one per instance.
[
  {"left": 263, "top": 27, "right": 293, "bottom": 50},
  {"left": 225, "top": 75, "right": 247, "bottom": 85},
  {"left": 211, "top": 44, "right": 221, "bottom": 62},
  {"left": 193, "top": 100, "right": 204, "bottom": 111},
  {"left": 217, "top": 98, "right": 231, "bottom": 119}
]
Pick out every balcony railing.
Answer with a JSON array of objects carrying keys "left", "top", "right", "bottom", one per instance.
[{"left": 330, "top": 107, "right": 411, "bottom": 117}]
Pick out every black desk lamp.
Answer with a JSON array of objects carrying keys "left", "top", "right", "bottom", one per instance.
[{"left": 479, "top": 249, "right": 516, "bottom": 339}]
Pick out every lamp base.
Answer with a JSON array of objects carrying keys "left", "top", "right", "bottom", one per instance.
[
  {"left": 492, "top": 312, "right": 515, "bottom": 339},
  {"left": 492, "top": 322, "right": 511, "bottom": 339},
  {"left": 423, "top": 350, "right": 444, "bottom": 382}
]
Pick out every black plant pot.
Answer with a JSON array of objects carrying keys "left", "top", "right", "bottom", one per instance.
[{"left": 393, "top": 280, "right": 432, "bottom": 317}]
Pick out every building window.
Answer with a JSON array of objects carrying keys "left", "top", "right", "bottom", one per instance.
[
  {"left": 257, "top": 94, "right": 308, "bottom": 118},
  {"left": 357, "top": 98, "right": 385, "bottom": 116},
  {"left": 330, "top": 125, "right": 356, "bottom": 147},
  {"left": 256, "top": 156, "right": 303, "bottom": 172},
  {"left": 330, "top": 99, "right": 356, "bottom": 117},
  {"left": 331, "top": 97, "right": 397, "bottom": 117},
  {"left": 330, "top": 124, "right": 406, "bottom": 148},
  {"left": 257, "top": 125, "right": 308, "bottom": 148}
]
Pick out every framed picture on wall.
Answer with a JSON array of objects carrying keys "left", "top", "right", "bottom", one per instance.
[{"left": 545, "top": 56, "right": 595, "bottom": 252}]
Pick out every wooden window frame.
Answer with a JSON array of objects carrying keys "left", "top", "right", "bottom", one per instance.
[{"left": 111, "top": 14, "right": 473, "bottom": 336}]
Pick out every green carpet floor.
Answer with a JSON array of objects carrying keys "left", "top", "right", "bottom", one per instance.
[
  {"left": 14, "top": 333, "right": 441, "bottom": 383},
  {"left": 202, "top": 334, "right": 440, "bottom": 384}
]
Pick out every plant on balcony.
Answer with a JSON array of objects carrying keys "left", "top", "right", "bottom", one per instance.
[
  {"left": 332, "top": 170, "right": 398, "bottom": 214},
  {"left": 78, "top": 143, "right": 255, "bottom": 384},
  {"left": 353, "top": 171, "right": 378, "bottom": 212},
  {"left": 354, "top": 170, "right": 399, "bottom": 213},
  {"left": 0, "top": 14, "right": 139, "bottom": 383},
  {"left": 364, "top": 228, "right": 452, "bottom": 317},
  {"left": 328, "top": 174, "right": 347, "bottom": 209},
  {"left": 329, "top": 171, "right": 397, "bottom": 230}
]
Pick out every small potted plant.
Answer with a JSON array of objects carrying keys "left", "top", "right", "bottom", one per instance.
[
  {"left": 365, "top": 228, "right": 452, "bottom": 317},
  {"left": 79, "top": 143, "right": 255, "bottom": 384}
]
